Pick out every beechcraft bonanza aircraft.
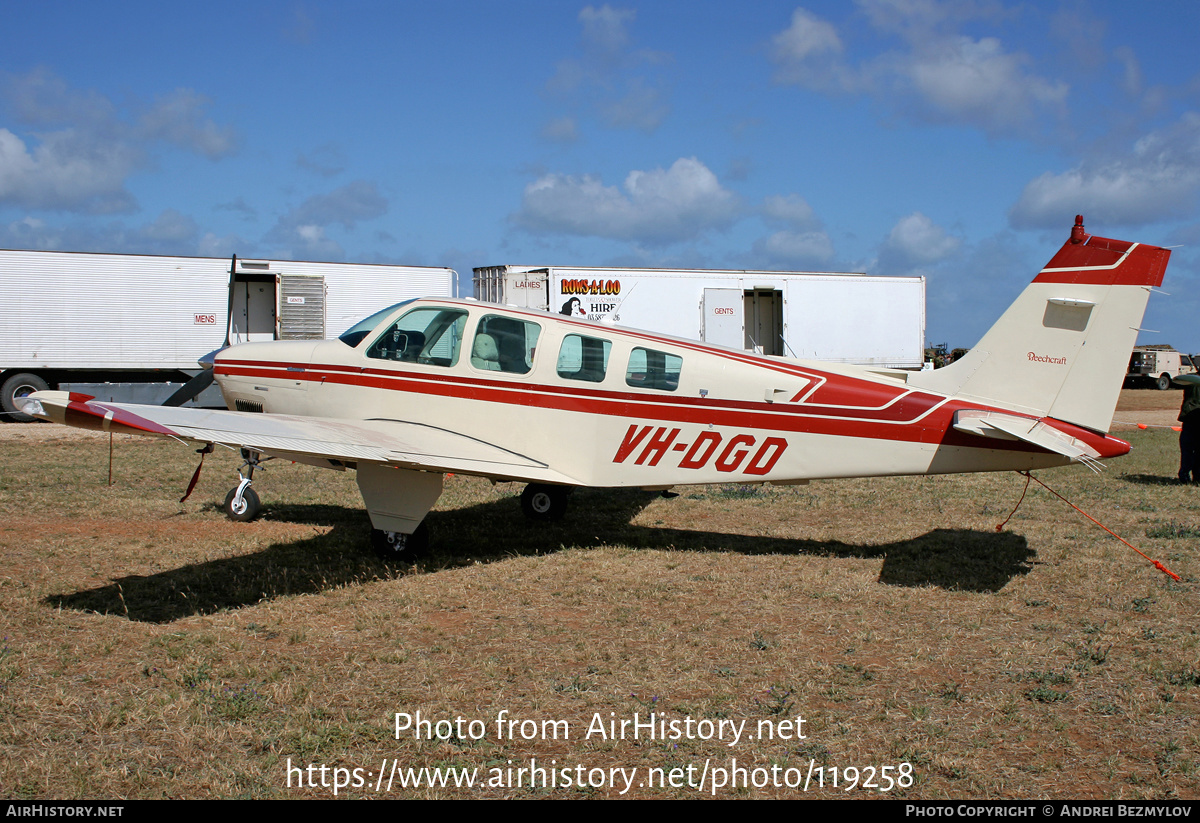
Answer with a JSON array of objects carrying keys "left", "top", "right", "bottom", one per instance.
[{"left": 20, "top": 216, "right": 1170, "bottom": 558}]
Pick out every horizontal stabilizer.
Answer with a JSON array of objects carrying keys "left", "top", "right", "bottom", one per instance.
[{"left": 953, "top": 410, "right": 1104, "bottom": 472}]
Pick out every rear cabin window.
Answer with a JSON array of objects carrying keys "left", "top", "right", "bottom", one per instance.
[
  {"left": 557, "top": 334, "right": 612, "bottom": 383},
  {"left": 366, "top": 307, "right": 468, "bottom": 367},
  {"left": 625, "top": 347, "right": 682, "bottom": 391},
  {"left": 471, "top": 314, "right": 542, "bottom": 374}
]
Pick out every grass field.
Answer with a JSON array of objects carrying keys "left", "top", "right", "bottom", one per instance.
[{"left": 0, "top": 393, "right": 1196, "bottom": 799}]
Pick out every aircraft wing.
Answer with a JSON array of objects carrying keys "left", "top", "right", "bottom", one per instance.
[
  {"left": 952, "top": 409, "right": 1104, "bottom": 472},
  {"left": 21, "top": 391, "right": 578, "bottom": 484}
]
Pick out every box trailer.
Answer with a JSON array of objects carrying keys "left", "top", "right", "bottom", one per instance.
[
  {"left": 474, "top": 265, "right": 925, "bottom": 368},
  {"left": 1, "top": 250, "right": 456, "bottom": 419}
]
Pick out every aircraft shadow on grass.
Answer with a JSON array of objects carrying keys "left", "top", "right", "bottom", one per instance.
[{"left": 45, "top": 487, "right": 1032, "bottom": 623}]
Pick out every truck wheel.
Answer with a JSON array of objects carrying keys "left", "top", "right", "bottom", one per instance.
[
  {"left": 1, "top": 373, "right": 50, "bottom": 423},
  {"left": 1157, "top": 373, "right": 1172, "bottom": 391}
]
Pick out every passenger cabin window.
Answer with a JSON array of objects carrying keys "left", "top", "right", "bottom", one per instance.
[
  {"left": 626, "top": 347, "right": 682, "bottom": 391},
  {"left": 471, "top": 314, "right": 542, "bottom": 374},
  {"left": 557, "top": 334, "right": 612, "bottom": 383},
  {"left": 366, "top": 307, "right": 468, "bottom": 367}
]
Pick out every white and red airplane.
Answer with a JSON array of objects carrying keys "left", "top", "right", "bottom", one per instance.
[{"left": 19, "top": 216, "right": 1170, "bottom": 558}]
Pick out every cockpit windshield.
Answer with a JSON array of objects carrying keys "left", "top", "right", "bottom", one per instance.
[{"left": 338, "top": 300, "right": 415, "bottom": 347}]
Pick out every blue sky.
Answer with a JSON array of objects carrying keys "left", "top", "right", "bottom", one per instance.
[{"left": 3, "top": 1, "right": 1199, "bottom": 350}]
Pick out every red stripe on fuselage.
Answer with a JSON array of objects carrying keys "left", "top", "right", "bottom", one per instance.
[
  {"left": 213, "top": 358, "right": 1123, "bottom": 456},
  {"left": 218, "top": 359, "right": 947, "bottom": 426}
]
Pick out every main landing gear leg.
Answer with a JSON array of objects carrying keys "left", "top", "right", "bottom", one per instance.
[{"left": 224, "top": 448, "right": 266, "bottom": 522}]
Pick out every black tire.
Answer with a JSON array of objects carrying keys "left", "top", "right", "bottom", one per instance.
[
  {"left": 370, "top": 522, "right": 429, "bottom": 561},
  {"left": 520, "top": 483, "right": 569, "bottom": 521},
  {"left": 1, "top": 373, "right": 50, "bottom": 423},
  {"left": 224, "top": 486, "right": 261, "bottom": 522},
  {"left": 1157, "top": 373, "right": 1172, "bottom": 391}
]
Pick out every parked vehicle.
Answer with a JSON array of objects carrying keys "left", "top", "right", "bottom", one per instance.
[
  {"left": 473, "top": 265, "right": 926, "bottom": 369},
  {"left": 1126, "top": 346, "right": 1197, "bottom": 390},
  {"left": 1, "top": 249, "right": 456, "bottom": 420}
]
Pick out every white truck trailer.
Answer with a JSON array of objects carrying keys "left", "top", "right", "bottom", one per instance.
[
  {"left": 1, "top": 250, "right": 457, "bottom": 420},
  {"left": 474, "top": 265, "right": 926, "bottom": 368}
]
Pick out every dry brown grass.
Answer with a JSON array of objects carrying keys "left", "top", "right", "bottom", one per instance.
[{"left": 0, "top": 390, "right": 1196, "bottom": 799}]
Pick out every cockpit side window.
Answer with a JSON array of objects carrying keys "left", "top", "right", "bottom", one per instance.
[
  {"left": 366, "top": 307, "right": 468, "bottom": 366},
  {"left": 471, "top": 315, "right": 541, "bottom": 374},
  {"left": 557, "top": 334, "right": 612, "bottom": 383},
  {"left": 625, "top": 347, "right": 682, "bottom": 391}
]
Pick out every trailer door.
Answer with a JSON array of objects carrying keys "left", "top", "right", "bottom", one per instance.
[
  {"left": 279, "top": 274, "right": 326, "bottom": 339},
  {"left": 504, "top": 269, "right": 550, "bottom": 310},
  {"left": 229, "top": 273, "right": 277, "bottom": 344},
  {"left": 702, "top": 288, "right": 744, "bottom": 349},
  {"left": 744, "top": 288, "right": 784, "bottom": 356}
]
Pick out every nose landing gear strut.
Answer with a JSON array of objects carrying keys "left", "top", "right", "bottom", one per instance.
[{"left": 224, "top": 448, "right": 271, "bottom": 522}]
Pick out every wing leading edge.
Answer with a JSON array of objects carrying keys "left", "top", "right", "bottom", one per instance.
[{"left": 21, "top": 391, "right": 578, "bottom": 484}]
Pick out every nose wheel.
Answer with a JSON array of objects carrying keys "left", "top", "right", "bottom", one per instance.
[
  {"left": 224, "top": 484, "right": 261, "bottom": 522},
  {"left": 223, "top": 449, "right": 268, "bottom": 522}
]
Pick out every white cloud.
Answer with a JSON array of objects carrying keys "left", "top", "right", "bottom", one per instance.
[
  {"left": 0, "top": 127, "right": 139, "bottom": 213},
  {"left": 5, "top": 67, "right": 115, "bottom": 127},
  {"left": 514, "top": 157, "right": 740, "bottom": 245},
  {"left": 138, "top": 208, "right": 199, "bottom": 244},
  {"left": 751, "top": 193, "right": 834, "bottom": 265},
  {"left": 769, "top": 7, "right": 846, "bottom": 88},
  {"left": 266, "top": 180, "right": 389, "bottom": 257},
  {"left": 1010, "top": 113, "right": 1200, "bottom": 228},
  {"left": 0, "top": 70, "right": 237, "bottom": 213},
  {"left": 752, "top": 230, "right": 835, "bottom": 265},
  {"left": 878, "top": 211, "right": 961, "bottom": 271},
  {"left": 761, "top": 193, "right": 818, "bottom": 228},
  {"left": 897, "top": 36, "right": 1067, "bottom": 131},
  {"left": 579, "top": 5, "right": 635, "bottom": 59},
  {"left": 216, "top": 196, "right": 258, "bottom": 220},
  {"left": 541, "top": 116, "right": 579, "bottom": 143},
  {"left": 768, "top": 4, "right": 1068, "bottom": 135},
  {"left": 275, "top": 180, "right": 388, "bottom": 230},
  {"left": 297, "top": 142, "right": 346, "bottom": 177},
  {"left": 136, "top": 88, "right": 237, "bottom": 158},
  {"left": 544, "top": 4, "right": 671, "bottom": 137},
  {"left": 0, "top": 210, "right": 245, "bottom": 257},
  {"left": 1113, "top": 46, "right": 1142, "bottom": 96},
  {"left": 599, "top": 78, "right": 669, "bottom": 133}
]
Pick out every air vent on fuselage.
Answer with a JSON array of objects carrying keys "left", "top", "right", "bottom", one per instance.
[{"left": 235, "top": 399, "right": 264, "bottom": 413}]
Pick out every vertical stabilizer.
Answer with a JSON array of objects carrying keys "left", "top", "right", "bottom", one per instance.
[{"left": 909, "top": 216, "right": 1170, "bottom": 433}]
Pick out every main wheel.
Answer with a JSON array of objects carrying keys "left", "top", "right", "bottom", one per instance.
[
  {"left": 371, "top": 522, "right": 430, "bottom": 561},
  {"left": 520, "top": 484, "right": 569, "bottom": 521},
  {"left": 1, "top": 373, "right": 50, "bottom": 423},
  {"left": 224, "top": 486, "right": 261, "bottom": 522},
  {"left": 1157, "top": 373, "right": 1172, "bottom": 391}
]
